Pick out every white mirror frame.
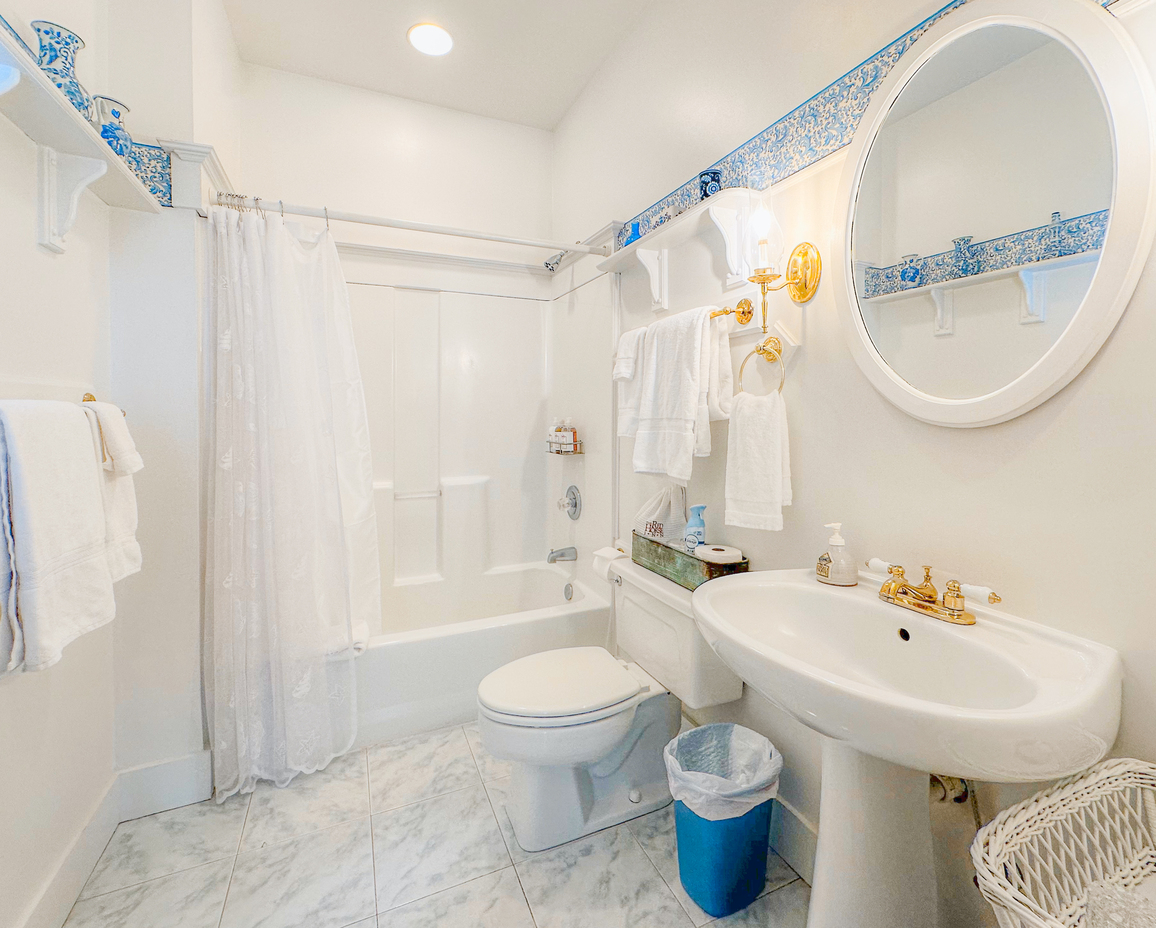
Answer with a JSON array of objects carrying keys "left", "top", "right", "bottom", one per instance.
[{"left": 832, "top": 0, "right": 1156, "bottom": 428}]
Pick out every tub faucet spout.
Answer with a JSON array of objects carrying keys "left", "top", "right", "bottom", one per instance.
[{"left": 547, "top": 546, "right": 577, "bottom": 564}]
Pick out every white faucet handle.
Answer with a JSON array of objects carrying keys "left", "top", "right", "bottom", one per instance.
[
  {"left": 960, "top": 583, "right": 1001, "bottom": 605},
  {"left": 866, "top": 558, "right": 895, "bottom": 574}
]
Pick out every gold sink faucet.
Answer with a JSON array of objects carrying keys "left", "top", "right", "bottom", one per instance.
[{"left": 879, "top": 565, "right": 975, "bottom": 626}]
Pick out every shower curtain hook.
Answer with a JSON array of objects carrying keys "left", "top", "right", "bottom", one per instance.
[
  {"left": 254, "top": 196, "right": 263, "bottom": 217},
  {"left": 324, "top": 206, "right": 331, "bottom": 231},
  {"left": 279, "top": 199, "right": 285, "bottom": 218}
]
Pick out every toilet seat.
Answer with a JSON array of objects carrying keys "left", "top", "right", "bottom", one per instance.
[{"left": 477, "top": 647, "right": 645, "bottom": 729}]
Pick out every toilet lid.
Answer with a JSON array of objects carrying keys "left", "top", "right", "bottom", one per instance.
[{"left": 477, "top": 647, "right": 643, "bottom": 718}]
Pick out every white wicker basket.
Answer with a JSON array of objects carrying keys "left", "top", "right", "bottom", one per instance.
[{"left": 972, "top": 758, "right": 1156, "bottom": 928}]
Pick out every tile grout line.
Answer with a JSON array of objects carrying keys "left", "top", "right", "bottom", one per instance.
[
  {"left": 623, "top": 820, "right": 701, "bottom": 926},
  {"left": 214, "top": 791, "right": 253, "bottom": 928}
]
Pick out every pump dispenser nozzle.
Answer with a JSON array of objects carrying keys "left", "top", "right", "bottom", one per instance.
[{"left": 825, "top": 523, "right": 845, "bottom": 546}]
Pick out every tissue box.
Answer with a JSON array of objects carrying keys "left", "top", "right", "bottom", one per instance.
[{"left": 631, "top": 532, "right": 749, "bottom": 592}]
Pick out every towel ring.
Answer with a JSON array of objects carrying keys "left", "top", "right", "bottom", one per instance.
[{"left": 738, "top": 336, "right": 786, "bottom": 395}]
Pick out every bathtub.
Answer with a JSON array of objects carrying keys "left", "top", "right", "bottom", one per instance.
[{"left": 354, "top": 565, "right": 610, "bottom": 746}]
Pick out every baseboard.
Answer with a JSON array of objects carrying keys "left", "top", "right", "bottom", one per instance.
[
  {"left": 771, "top": 795, "right": 818, "bottom": 885},
  {"left": 115, "top": 749, "right": 213, "bottom": 822},
  {"left": 20, "top": 750, "right": 213, "bottom": 928}
]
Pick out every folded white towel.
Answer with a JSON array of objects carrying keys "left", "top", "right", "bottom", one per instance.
[
  {"left": 0, "top": 401, "right": 116, "bottom": 672},
  {"left": 725, "top": 391, "right": 792, "bottom": 531},
  {"left": 708, "top": 315, "right": 734, "bottom": 422},
  {"left": 633, "top": 307, "right": 712, "bottom": 484},
  {"left": 82, "top": 400, "right": 143, "bottom": 475},
  {"left": 82, "top": 408, "right": 143, "bottom": 582},
  {"left": 614, "top": 327, "right": 647, "bottom": 438},
  {"left": 694, "top": 310, "right": 712, "bottom": 457}
]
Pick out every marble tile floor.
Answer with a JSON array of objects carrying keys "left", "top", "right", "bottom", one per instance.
[{"left": 65, "top": 721, "right": 809, "bottom": 928}]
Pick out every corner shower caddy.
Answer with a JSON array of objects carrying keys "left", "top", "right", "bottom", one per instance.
[{"left": 0, "top": 21, "right": 160, "bottom": 252}]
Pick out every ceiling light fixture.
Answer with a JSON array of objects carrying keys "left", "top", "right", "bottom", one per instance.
[{"left": 407, "top": 23, "right": 453, "bottom": 56}]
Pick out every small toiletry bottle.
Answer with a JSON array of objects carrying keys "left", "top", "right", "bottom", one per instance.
[
  {"left": 563, "top": 417, "right": 577, "bottom": 453},
  {"left": 816, "top": 523, "right": 858, "bottom": 586},
  {"left": 685, "top": 505, "right": 707, "bottom": 552}
]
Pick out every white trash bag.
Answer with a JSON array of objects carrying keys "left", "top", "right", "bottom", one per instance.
[
  {"left": 664, "top": 723, "right": 783, "bottom": 821},
  {"left": 633, "top": 484, "right": 687, "bottom": 546}
]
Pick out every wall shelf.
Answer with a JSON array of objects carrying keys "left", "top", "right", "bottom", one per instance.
[{"left": 0, "top": 26, "right": 161, "bottom": 223}]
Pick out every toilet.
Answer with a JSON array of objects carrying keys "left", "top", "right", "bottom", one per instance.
[{"left": 477, "top": 549, "right": 744, "bottom": 852}]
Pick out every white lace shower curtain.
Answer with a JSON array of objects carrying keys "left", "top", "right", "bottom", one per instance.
[{"left": 204, "top": 206, "right": 380, "bottom": 800}]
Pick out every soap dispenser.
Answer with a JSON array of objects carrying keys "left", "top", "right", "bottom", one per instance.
[
  {"left": 817, "top": 523, "right": 858, "bottom": 586},
  {"left": 684, "top": 505, "right": 707, "bottom": 552}
]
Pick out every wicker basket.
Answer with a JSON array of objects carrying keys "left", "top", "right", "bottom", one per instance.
[{"left": 971, "top": 758, "right": 1156, "bottom": 928}]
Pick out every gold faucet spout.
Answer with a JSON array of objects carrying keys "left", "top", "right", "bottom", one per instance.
[{"left": 878, "top": 565, "right": 975, "bottom": 626}]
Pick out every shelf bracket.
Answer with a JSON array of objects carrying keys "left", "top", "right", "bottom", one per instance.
[
  {"left": 931, "top": 287, "right": 954, "bottom": 337},
  {"left": 0, "top": 64, "right": 18, "bottom": 97},
  {"left": 636, "top": 247, "right": 669, "bottom": 312},
  {"left": 1018, "top": 268, "right": 1046, "bottom": 324},
  {"left": 708, "top": 205, "right": 748, "bottom": 289},
  {"left": 38, "top": 145, "right": 107, "bottom": 254}
]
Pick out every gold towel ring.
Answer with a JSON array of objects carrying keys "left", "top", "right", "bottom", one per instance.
[{"left": 738, "top": 336, "right": 785, "bottom": 395}]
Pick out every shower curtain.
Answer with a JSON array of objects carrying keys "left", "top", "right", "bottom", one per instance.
[{"left": 203, "top": 206, "right": 380, "bottom": 799}]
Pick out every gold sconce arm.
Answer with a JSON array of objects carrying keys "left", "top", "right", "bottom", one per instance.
[{"left": 748, "top": 242, "right": 823, "bottom": 332}]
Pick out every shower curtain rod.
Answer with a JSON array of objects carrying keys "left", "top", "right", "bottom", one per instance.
[{"left": 214, "top": 194, "right": 611, "bottom": 257}]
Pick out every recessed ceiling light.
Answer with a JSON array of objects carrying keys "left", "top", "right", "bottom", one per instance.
[{"left": 407, "top": 23, "right": 453, "bottom": 56}]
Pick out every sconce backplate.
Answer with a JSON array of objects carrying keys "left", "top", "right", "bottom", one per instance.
[{"left": 787, "top": 242, "right": 822, "bottom": 303}]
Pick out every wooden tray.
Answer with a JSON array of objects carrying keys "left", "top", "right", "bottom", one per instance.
[{"left": 631, "top": 532, "right": 749, "bottom": 592}]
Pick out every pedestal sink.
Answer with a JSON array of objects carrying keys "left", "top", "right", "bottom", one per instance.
[{"left": 690, "top": 569, "right": 1121, "bottom": 928}]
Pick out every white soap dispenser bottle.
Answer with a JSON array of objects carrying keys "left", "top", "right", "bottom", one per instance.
[{"left": 816, "top": 523, "right": 859, "bottom": 587}]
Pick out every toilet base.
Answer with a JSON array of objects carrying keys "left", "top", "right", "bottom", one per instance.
[{"left": 506, "top": 692, "right": 682, "bottom": 852}]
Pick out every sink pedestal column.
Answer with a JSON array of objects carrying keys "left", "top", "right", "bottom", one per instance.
[{"left": 806, "top": 739, "right": 938, "bottom": 928}]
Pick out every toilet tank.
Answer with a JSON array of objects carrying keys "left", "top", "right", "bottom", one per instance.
[{"left": 608, "top": 558, "right": 743, "bottom": 709}]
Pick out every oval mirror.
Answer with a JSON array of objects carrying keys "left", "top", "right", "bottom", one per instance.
[{"left": 834, "top": 0, "right": 1156, "bottom": 427}]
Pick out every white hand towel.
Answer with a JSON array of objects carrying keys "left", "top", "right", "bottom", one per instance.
[
  {"left": 725, "top": 391, "right": 792, "bottom": 531},
  {"left": 0, "top": 401, "right": 116, "bottom": 672},
  {"left": 694, "top": 309, "right": 713, "bottom": 457},
  {"left": 708, "top": 315, "right": 734, "bottom": 422},
  {"left": 82, "top": 400, "right": 143, "bottom": 474},
  {"left": 614, "top": 327, "right": 647, "bottom": 438},
  {"left": 633, "top": 307, "right": 711, "bottom": 484},
  {"left": 82, "top": 407, "right": 143, "bottom": 583}
]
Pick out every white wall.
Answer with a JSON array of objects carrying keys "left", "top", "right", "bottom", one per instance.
[
  {"left": 554, "top": 3, "right": 1156, "bottom": 927},
  {"left": 0, "top": 93, "right": 116, "bottom": 928}
]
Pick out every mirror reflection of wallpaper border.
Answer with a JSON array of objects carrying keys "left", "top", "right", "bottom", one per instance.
[
  {"left": 860, "top": 210, "right": 1108, "bottom": 300},
  {"left": 616, "top": 0, "right": 1121, "bottom": 250}
]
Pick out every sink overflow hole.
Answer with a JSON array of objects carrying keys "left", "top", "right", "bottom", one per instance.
[{"left": 898, "top": 628, "right": 910, "bottom": 641}]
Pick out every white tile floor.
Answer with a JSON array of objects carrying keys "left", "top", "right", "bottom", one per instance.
[{"left": 66, "top": 722, "right": 810, "bottom": 928}]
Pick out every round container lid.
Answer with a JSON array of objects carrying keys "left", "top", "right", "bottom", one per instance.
[{"left": 477, "top": 647, "right": 643, "bottom": 718}]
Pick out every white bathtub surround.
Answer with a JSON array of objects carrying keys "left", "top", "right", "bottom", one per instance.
[
  {"left": 203, "top": 206, "right": 380, "bottom": 799},
  {"left": 0, "top": 400, "right": 117, "bottom": 673},
  {"left": 724, "top": 392, "right": 791, "bottom": 531}
]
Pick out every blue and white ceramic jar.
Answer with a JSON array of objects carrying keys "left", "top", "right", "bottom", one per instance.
[
  {"left": 92, "top": 96, "right": 132, "bottom": 156},
  {"left": 951, "top": 236, "right": 980, "bottom": 278},
  {"left": 31, "top": 21, "right": 92, "bottom": 120},
  {"left": 898, "top": 254, "right": 923, "bottom": 289}
]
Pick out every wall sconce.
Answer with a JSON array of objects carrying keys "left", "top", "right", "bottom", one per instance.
[{"left": 744, "top": 201, "right": 822, "bottom": 332}]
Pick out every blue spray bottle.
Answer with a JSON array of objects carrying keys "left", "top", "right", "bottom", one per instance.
[{"left": 685, "top": 505, "right": 707, "bottom": 552}]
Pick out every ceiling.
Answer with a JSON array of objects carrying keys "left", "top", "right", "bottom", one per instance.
[{"left": 221, "top": 0, "right": 652, "bottom": 130}]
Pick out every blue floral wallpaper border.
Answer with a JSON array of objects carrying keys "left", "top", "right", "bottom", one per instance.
[
  {"left": 616, "top": 0, "right": 1121, "bottom": 250},
  {"left": 860, "top": 209, "right": 1109, "bottom": 299}
]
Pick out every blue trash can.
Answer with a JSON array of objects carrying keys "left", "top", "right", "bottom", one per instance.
[{"left": 663, "top": 724, "right": 782, "bottom": 919}]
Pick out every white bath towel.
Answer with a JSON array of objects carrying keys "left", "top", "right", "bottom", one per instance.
[
  {"left": 708, "top": 314, "right": 734, "bottom": 422},
  {"left": 82, "top": 407, "right": 143, "bottom": 583},
  {"left": 725, "top": 391, "right": 792, "bottom": 531},
  {"left": 694, "top": 310, "right": 713, "bottom": 457},
  {"left": 82, "top": 400, "right": 143, "bottom": 475},
  {"left": 614, "top": 327, "right": 647, "bottom": 438},
  {"left": 0, "top": 401, "right": 115, "bottom": 672},
  {"left": 633, "top": 307, "right": 712, "bottom": 484}
]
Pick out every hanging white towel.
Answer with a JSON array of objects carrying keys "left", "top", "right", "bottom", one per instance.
[
  {"left": 614, "top": 327, "right": 647, "bottom": 438},
  {"left": 694, "top": 310, "right": 713, "bottom": 457},
  {"left": 724, "top": 391, "right": 792, "bottom": 531},
  {"left": 633, "top": 307, "right": 711, "bottom": 484},
  {"left": 708, "top": 315, "right": 734, "bottom": 422},
  {"left": 81, "top": 407, "right": 143, "bottom": 583},
  {"left": 0, "top": 401, "right": 115, "bottom": 672},
  {"left": 82, "top": 400, "right": 143, "bottom": 475}
]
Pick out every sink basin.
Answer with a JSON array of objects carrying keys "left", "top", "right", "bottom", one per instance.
[{"left": 690, "top": 568, "right": 1121, "bottom": 928}]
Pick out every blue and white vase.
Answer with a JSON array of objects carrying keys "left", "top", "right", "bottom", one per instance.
[
  {"left": 898, "top": 254, "right": 922, "bottom": 289},
  {"left": 951, "top": 236, "right": 980, "bottom": 278},
  {"left": 31, "top": 21, "right": 92, "bottom": 120},
  {"left": 92, "top": 96, "right": 132, "bottom": 156}
]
